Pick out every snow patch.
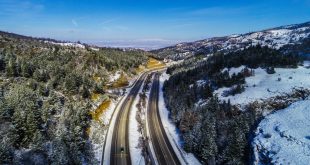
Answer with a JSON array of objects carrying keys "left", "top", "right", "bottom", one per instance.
[
  {"left": 91, "top": 47, "right": 100, "bottom": 51},
  {"left": 252, "top": 100, "right": 310, "bottom": 165},
  {"left": 215, "top": 62, "right": 310, "bottom": 105},
  {"left": 44, "top": 41, "right": 85, "bottom": 49},
  {"left": 109, "top": 71, "right": 121, "bottom": 82},
  {"left": 222, "top": 65, "right": 246, "bottom": 76},
  {"left": 89, "top": 99, "right": 117, "bottom": 164}
]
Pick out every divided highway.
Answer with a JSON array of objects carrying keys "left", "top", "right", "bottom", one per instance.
[
  {"left": 107, "top": 70, "right": 181, "bottom": 165},
  {"left": 147, "top": 73, "right": 181, "bottom": 165},
  {"left": 110, "top": 72, "right": 148, "bottom": 165}
]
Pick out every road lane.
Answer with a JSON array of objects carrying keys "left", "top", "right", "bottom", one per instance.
[
  {"left": 110, "top": 73, "right": 148, "bottom": 165},
  {"left": 147, "top": 73, "right": 181, "bottom": 165}
]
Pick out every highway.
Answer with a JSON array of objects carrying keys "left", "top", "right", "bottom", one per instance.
[
  {"left": 147, "top": 73, "right": 181, "bottom": 165},
  {"left": 110, "top": 72, "right": 148, "bottom": 165}
]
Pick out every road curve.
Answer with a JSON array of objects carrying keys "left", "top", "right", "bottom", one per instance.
[
  {"left": 147, "top": 73, "right": 181, "bottom": 165},
  {"left": 110, "top": 72, "right": 148, "bottom": 165}
]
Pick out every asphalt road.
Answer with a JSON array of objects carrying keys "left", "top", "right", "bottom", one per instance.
[
  {"left": 147, "top": 73, "right": 181, "bottom": 165},
  {"left": 110, "top": 72, "right": 148, "bottom": 165}
]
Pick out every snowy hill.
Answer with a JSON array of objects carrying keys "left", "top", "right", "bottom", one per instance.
[
  {"left": 214, "top": 62, "right": 310, "bottom": 105},
  {"left": 162, "top": 26, "right": 310, "bottom": 163},
  {"left": 153, "top": 22, "right": 310, "bottom": 60},
  {"left": 253, "top": 100, "right": 310, "bottom": 164}
]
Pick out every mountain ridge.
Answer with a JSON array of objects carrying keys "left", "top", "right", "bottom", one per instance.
[{"left": 152, "top": 21, "right": 310, "bottom": 60}]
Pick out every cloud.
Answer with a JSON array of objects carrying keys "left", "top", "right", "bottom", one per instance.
[
  {"left": 0, "top": 0, "right": 44, "bottom": 16},
  {"left": 99, "top": 17, "right": 129, "bottom": 32},
  {"left": 101, "top": 25, "right": 129, "bottom": 32},
  {"left": 102, "top": 27, "right": 111, "bottom": 31},
  {"left": 115, "top": 26, "right": 129, "bottom": 31},
  {"left": 71, "top": 17, "right": 88, "bottom": 27},
  {"left": 188, "top": 6, "right": 250, "bottom": 16},
  {"left": 72, "top": 19, "right": 78, "bottom": 27},
  {"left": 101, "top": 17, "right": 119, "bottom": 25},
  {"left": 169, "top": 23, "right": 193, "bottom": 29}
]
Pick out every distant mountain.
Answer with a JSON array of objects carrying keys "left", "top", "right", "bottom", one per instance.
[{"left": 153, "top": 21, "right": 310, "bottom": 60}]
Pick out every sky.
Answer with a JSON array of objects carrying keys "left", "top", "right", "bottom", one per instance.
[{"left": 0, "top": 0, "right": 310, "bottom": 49}]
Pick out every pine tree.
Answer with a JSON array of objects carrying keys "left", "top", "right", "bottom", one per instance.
[
  {"left": 0, "top": 53, "right": 5, "bottom": 71},
  {"left": 25, "top": 108, "right": 38, "bottom": 145},
  {"left": 49, "top": 138, "right": 69, "bottom": 165},
  {"left": 11, "top": 108, "right": 26, "bottom": 148},
  {"left": 21, "top": 61, "right": 33, "bottom": 78},
  {"left": 30, "top": 130, "right": 44, "bottom": 150},
  {"left": 200, "top": 112, "right": 218, "bottom": 162},
  {"left": 5, "top": 58, "right": 17, "bottom": 77},
  {"left": 0, "top": 140, "right": 13, "bottom": 164}
]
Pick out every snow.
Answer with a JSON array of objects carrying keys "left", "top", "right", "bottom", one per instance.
[
  {"left": 252, "top": 99, "right": 310, "bottom": 165},
  {"left": 90, "top": 99, "right": 117, "bottom": 164},
  {"left": 215, "top": 62, "right": 310, "bottom": 105},
  {"left": 109, "top": 71, "right": 121, "bottom": 82},
  {"left": 92, "top": 144, "right": 103, "bottom": 164},
  {"left": 129, "top": 78, "right": 147, "bottom": 165},
  {"left": 236, "top": 27, "right": 309, "bottom": 49},
  {"left": 44, "top": 41, "right": 85, "bottom": 49},
  {"left": 100, "top": 100, "right": 117, "bottom": 125},
  {"left": 190, "top": 80, "right": 207, "bottom": 88},
  {"left": 165, "top": 59, "right": 184, "bottom": 66},
  {"left": 222, "top": 65, "right": 246, "bottom": 76},
  {"left": 161, "top": 23, "right": 310, "bottom": 60},
  {"left": 91, "top": 47, "right": 100, "bottom": 51},
  {"left": 196, "top": 80, "right": 207, "bottom": 87},
  {"left": 159, "top": 72, "right": 201, "bottom": 165},
  {"left": 229, "top": 34, "right": 240, "bottom": 38},
  {"left": 269, "top": 29, "right": 291, "bottom": 36}
]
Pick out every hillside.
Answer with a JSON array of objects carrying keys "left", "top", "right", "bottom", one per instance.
[
  {"left": 0, "top": 31, "right": 151, "bottom": 164},
  {"left": 153, "top": 21, "right": 310, "bottom": 60},
  {"left": 162, "top": 45, "right": 310, "bottom": 163},
  {"left": 161, "top": 24, "right": 310, "bottom": 163},
  {"left": 253, "top": 99, "right": 310, "bottom": 164}
]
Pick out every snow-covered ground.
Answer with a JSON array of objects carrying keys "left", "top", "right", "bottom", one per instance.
[
  {"left": 162, "top": 23, "right": 310, "bottom": 60},
  {"left": 44, "top": 41, "right": 86, "bottom": 49},
  {"left": 221, "top": 65, "right": 246, "bottom": 76},
  {"left": 159, "top": 72, "right": 201, "bottom": 165},
  {"left": 215, "top": 61, "right": 310, "bottom": 105},
  {"left": 89, "top": 99, "right": 117, "bottom": 164},
  {"left": 91, "top": 47, "right": 100, "bottom": 51},
  {"left": 109, "top": 71, "right": 121, "bottom": 82},
  {"left": 252, "top": 99, "right": 310, "bottom": 165}
]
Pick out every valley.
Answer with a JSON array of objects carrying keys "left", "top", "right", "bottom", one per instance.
[{"left": 1, "top": 17, "right": 310, "bottom": 165}]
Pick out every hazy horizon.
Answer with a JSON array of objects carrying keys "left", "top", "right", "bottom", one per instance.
[{"left": 1, "top": 0, "right": 310, "bottom": 49}]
